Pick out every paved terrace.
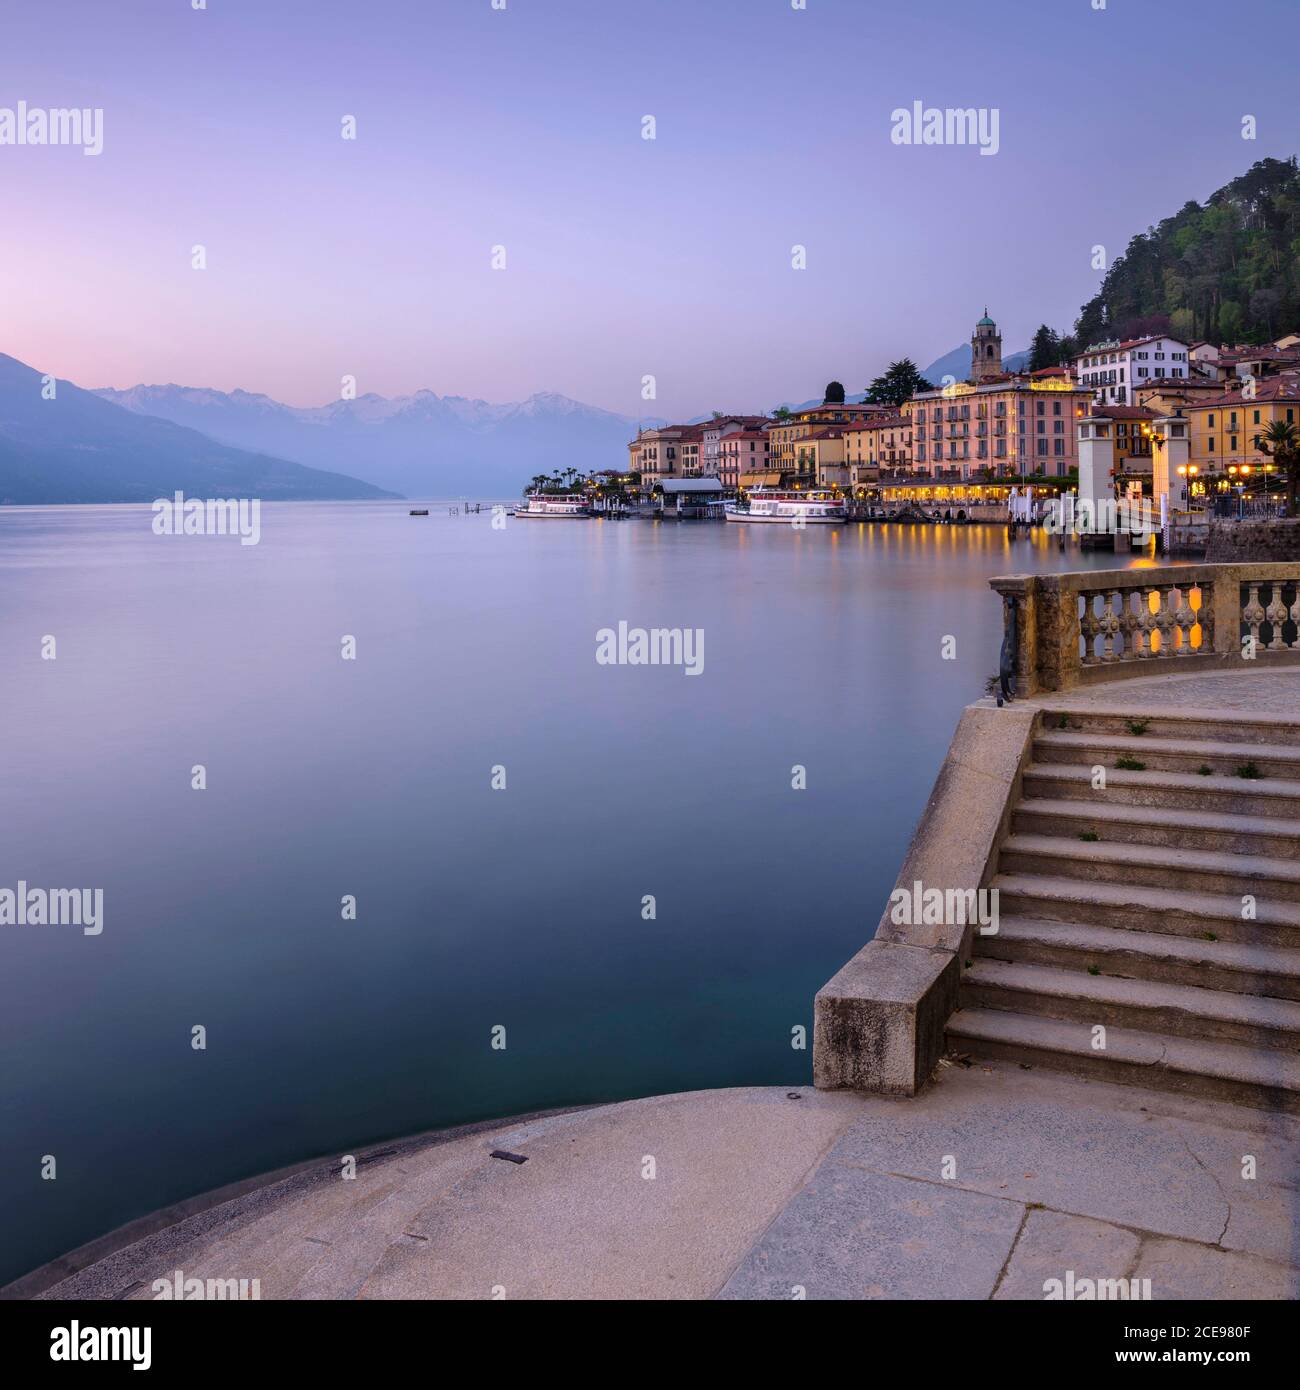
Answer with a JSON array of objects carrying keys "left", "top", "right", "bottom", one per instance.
[
  {"left": 14, "top": 666, "right": 1300, "bottom": 1303},
  {"left": 18, "top": 1066, "right": 1298, "bottom": 1301}
]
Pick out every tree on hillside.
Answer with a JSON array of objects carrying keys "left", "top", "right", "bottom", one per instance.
[
  {"left": 1028, "top": 325, "right": 1061, "bottom": 372},
  {"left": 772, "top": 405, "right": 792, "bottom": 420},
  {"left": 1255, "top": 419, "right": 1300, "bottom": 515},
  {"left": 865, "top": 359, "right": 934, "bottom": 407},
  {"left": 823, "top": 380, "right": 846, "bottom": 404}
]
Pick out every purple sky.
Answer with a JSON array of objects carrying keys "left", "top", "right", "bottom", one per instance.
[{"left": 2, "top": 0, "right": 1297, "bottom": 421}]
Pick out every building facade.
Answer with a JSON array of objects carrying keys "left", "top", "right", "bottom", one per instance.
[
  {"left": 1187, "top": 376, "right": 1300, "bottom": 478},
  {"left": 719, "top": 429, "right": 772, "bottom": 489},
  {"left": 909, "top": 377, "right": 1092, "bottom": 479},
  {"left": 1073, "top": 335, "right": 1191, "bottom": 405},
  {"left": 701, "top": 415, "right": 770, "bottom": 478}
]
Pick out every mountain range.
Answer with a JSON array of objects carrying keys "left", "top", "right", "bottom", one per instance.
[
  {"left": 0, "top": 354, "right": 396, "bottom": 505},
  {"left": 95, "top": 383, "right": 663, "bottom": 498}
]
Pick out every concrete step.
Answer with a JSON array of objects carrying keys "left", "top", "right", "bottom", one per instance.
[
  {"left": 1013, "top": 797, "right": 1300, "bottom": 861},
  {"left": 1021, "top": 762, "right": 1300, "bottom": 820},
  {"left": 945, "top": 1008, "right": 1300, "bottom": 1114},
  {"left": 975, "top": 916, "right": 1300, "bottom": 1002},
  {"left": 959, "top": 958, "right": 1300, "bottom": 1053},
  {"left": 1034, "top": 730, "right": 1300, "bottom": 780},
  {"left": 999, "top": 833, "right": 1300, "bottom": 904},
  {"left": 1039, "top": 708, "right": 1300, "bottom": 749},
  {"left": 991, "top": 872, "right": 1300, "bottom": 948}
]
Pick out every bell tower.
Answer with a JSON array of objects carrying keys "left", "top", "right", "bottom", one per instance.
[{"left": 971, "top": 308, "right": 1003, "bottom": 383}]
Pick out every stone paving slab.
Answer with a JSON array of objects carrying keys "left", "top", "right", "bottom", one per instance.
[
  {"left": 993, "top": 1210, "right": 1142, "bottom": 1300},
  {"left": 1134, "top": 1239, "right": 1300, "bottom": 1300},
  {"left": 717, "top": 1169, "right": 1023, "bottom": 1300},
  {"left": 824, "top": 1064, "right": 1296, "bottom": 1256}
]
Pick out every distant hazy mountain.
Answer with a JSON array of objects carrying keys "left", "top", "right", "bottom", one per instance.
[
  {"left": 922, "top": 345, "right": 1030, "bottom": 385},
  {"left": 0, "top": 354, "right": 396, "bottom": 505},
  {"left": 96, "top": 383, "right": 664, "bottom": 497}
]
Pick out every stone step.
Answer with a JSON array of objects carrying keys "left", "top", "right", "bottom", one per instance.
[
  {"left": 999, "top": 833, "right": 1300, "bottom": 904},
  {"left": 1021, "top": 762, "right": 1300, "bottom": 820},
  {"left": 975, "top": 915, "right": 1300, "bottom": 1002},
  {"left": 991, "top": 872, "right": 1300, "bottom": 948},
  {"left": 1013, "top": 797, "right": 1300, "bottom": 861},
  {"left": 1034, "top": 730, "right": 1300, "bottom": 780},
  {"left": 945, "top": 1008, "right": 1300, "bottom": 1114},
  {"left": 1039, "top": 708, "right": 1300, "bottom": 748},
  {"left": 959, "top": 958, "right": 1300, "bottom": 1052}
]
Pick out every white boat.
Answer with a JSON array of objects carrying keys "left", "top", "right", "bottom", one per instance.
[
  {"left": 725, "top": 489, "right": 846, "bottom": 524},
  {"left": 514, "top": 493, "right": 591, "bottom": 518}
]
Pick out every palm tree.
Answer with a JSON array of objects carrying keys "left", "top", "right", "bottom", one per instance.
[{"left": 1254, "top": 420, "right": 1300, "bottom": 515}]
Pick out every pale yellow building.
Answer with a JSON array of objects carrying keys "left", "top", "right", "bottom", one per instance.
[{"left": 1187, "top": 376, "right": 1300, "bottom": 478}]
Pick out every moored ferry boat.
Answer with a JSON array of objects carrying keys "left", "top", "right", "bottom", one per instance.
[
  {"left": 514, "top": 493, "right": 591, "bottom": 518},
  {"left": 725, "top": 489, "right": 847, "bottom": 524}
]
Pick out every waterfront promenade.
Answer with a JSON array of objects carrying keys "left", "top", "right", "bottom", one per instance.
[
  {"left": 12, "top": 666, "right": 1300, "bottom": 1302},
  {"left": 16, "top": 1063, "right": 1298, "bottom": 1301}
]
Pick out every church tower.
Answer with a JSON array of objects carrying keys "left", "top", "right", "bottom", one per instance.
[{"left": 971, "top": 308, "right": 1003, "bottom": 383}]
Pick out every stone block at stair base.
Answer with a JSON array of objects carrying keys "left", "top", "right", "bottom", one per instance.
[{"left": 813, "top": 941, "right": 958, "bottom": 1094}]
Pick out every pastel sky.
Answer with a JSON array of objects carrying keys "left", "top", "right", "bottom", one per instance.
[{"left": 2, "top": 0, "right": 1297, "bottom": 422}]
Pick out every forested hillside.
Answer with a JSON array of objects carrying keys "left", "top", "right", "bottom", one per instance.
[{"left": 1074, "top": 156, "right": 1300, "bottom": 348}]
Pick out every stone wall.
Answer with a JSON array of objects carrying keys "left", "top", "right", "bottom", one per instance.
[{"left": 1206, "top": 517, "right": 1300, "bottom": 562}]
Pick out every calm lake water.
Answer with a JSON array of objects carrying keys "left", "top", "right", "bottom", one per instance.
[{"left": 0, "top": 501, "right": 1145, "bottom": 1282}]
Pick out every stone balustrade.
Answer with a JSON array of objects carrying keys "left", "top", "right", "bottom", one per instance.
[{"left": 989, "top": 564, "right": 1300, "bottom": 695}]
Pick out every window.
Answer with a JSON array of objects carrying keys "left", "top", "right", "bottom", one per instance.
[
  {"left": 1054, "top": 438, "right": 1064, "bottom": 456},
  {"left": 1209, "top": 437, "right": 1216, "bottom": 452},
  {"left": 1037, "top": 437, "right": 1048, "bottom": 456}
]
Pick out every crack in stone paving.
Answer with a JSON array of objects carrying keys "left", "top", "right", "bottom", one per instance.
[
  {"left": 987, "top": 1204, "right": 1032, "bottom": 1300},
  {"left": 1176, "top": 1132, "right": 1233, "bottom": 1246}
]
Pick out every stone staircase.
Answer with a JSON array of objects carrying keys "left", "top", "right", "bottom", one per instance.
[{"left": 947, "top": 707, "right": 1300, "bottom": 1114}]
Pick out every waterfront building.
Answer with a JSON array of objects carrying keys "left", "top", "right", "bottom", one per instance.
[
  {"left": 636, "top": 423, "right": 706, "bottom": 484},
  {"left": 1073, "top": 335, "right": 1191, "bottom": 405},
  {"left": 1186, "top": 375, "right": 1300, "bottom": 487},
  {"left": 701, "top": 415, "right": 770, "bottom": 478},
  {"left": 1134, "top": 375, "right": 1225, "bottom": 417},
  {"left": 970, "top": 309, "right": 1003, "bottom": 383},
  {"left": 635, "top": 426, "right": 683, "bottom": 485},
  {"left": 845, "top": 413, "right": 912, "bottom": 490},
  {"left": 719, "top": 429, "right": 772, "bottom": 489},
  {"left": 797, "top": 426, "right": 849, "bottom": 488},
  {"left": 909, "top": 376, "right": 1092, "bottom": 479},
  {"left": 1095, "top": 404, "right": 1157, "bottom": 493},
  {"left": 676, "top": 423, "right": 706, "bottom": 476},
  {"left": 766, "top": 401, "right": 890, "bottom": 483}
]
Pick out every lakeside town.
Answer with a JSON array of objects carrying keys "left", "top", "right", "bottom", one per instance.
[{"left": 518, "top": 308, "right": 1300, "bottom": 542}]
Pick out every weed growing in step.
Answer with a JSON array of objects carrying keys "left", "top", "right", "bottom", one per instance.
[
  {"left": 1087, "top": 966, "right": 1101, "bottom": 976},
  {"left": 1057, "top": 713, "right": 1069, "bottom": 729},
  {"left": 1079, "top": 831, "right": 1099, "bottom": 841},
  {"left": 1197, "top": 764, "right": 1213, "bottom": 776},
  {"left": 1236, "top": 762, "right": 1263, "bottom": 779},
  {"left": 1116, "top": 756, "right": 1146, "bottom": 771},
  {"left": 1201, "top": 931, "right": 1219, "bottom": 942},
  {"left": 1125, "top": 718, "right": 1150, "bottom": 736}
]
